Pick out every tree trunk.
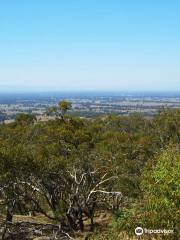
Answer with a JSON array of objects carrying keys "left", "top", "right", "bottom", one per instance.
[
  {"left": 90, "top": 216, "right": 94, "bottom": 231},
  {"left": 6, "top": 201, "right": 14, "bottom": 223},
  {"left": 78, "top": 210, "right": 84, "bottom": 231},
  {"left": 66, "top": 213, "right": 77, "bottom": 230}
]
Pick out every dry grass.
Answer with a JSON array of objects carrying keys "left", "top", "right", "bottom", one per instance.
[
  {"left": 13, "top": 214, "right": 53, "bottom": 225},
  {"left": 0, "top": 213, "right": 159, "bottom": 240}
]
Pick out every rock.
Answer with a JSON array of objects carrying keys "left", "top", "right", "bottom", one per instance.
[{"left": 33, "top": 229, "right": 43, "bottom": 236}]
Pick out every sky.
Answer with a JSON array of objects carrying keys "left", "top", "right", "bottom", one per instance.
[{"left": 0, "top": 0, "right": 180, "bottom": 92}]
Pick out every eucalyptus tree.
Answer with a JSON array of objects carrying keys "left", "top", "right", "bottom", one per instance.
[{"left": 46, "top": 100, "right": 72, "bottom": 120}]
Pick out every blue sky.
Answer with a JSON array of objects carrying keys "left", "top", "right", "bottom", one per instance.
[{"left": 0, "top": 0, "right": 180, "bottom": 92}]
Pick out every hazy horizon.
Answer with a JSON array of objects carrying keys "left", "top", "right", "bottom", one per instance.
[
  {"left": 1, "top": 85, "right": 180, "bottom": 93},
  {"left": 0, "top": 89, "right": 180, "bottom": 95}
]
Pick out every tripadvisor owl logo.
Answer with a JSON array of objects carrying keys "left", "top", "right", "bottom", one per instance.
[
  {"left": 135, "top": 227, "right": 174, "bottom": 236},
  {"left": 135, "top": 227, "right": 144, "bottom": 236}
]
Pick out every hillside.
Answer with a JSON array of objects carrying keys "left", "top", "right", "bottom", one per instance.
[{"left": 0, "top": 103, "right": 179, "bottom": 239}]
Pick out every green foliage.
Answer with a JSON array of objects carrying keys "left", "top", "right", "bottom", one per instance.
[
  {"left": 115, "top": 146, "right": 180, "bottom": 239},
  {"left": 58, "top": 100, "right": 72, "bottom": 113},
  {"left": 141, "top": 146, "right": 180, "bottom": 229},
  {"left": 46, "top": 100, "right": 72, "bottom": 119},
  {"left": 15, "top": 113, "right": 36, "bottom": 125},
  {"left": 0, "top": 107, "right": 180, "bottom": 237}
]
